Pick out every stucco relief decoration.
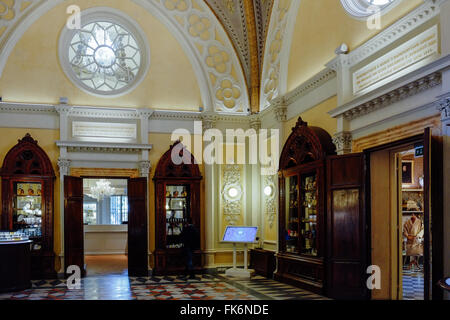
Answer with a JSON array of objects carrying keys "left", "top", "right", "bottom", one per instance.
[
  {"left": 221, "top": 164, "right": 243, "bottom": 226},
  {"left": 188, "top": 14, "right": 212, "bottom": 40},
  {"left": 206, "top": 45, "right": 230, "bottom": 74},
  {"left": 216, "top": 79, "right": 241, "bottom": 109},
  {"left": 163, "top": 0, "right": 188, "bottom": 11},
  {"left": 152, "top": 0, "right": 248, "bottom": 114},
  {"left": 0, "top": 0, "right": 16, "bottom": 21},
  {"left": 0, "top": 0, "right": 34, "bottom": 39},
  {"left": 264, "top": 175, "right": 276, "bottom": 229},
  {"left": 260, "top": 0, "right": 291, "bottom": 110}
]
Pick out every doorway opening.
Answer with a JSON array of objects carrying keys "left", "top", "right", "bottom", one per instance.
[
  {"left": 83, "top": 178, "right": 129, "bottom": 277},
  {"left": 395, "top": 147, "right": 425, "bottom": 300}
]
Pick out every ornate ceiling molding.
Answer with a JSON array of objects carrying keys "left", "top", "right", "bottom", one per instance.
[
  {"left": 340, "top": 72, "right": 442, "bottom": 120},
  {"left": 284, "top": 68, "right": 336, "bottom": 106},
  {"left": 136, "top": 0, "right": 249, "bottom": 114},
  {"left": 56, "top": 141, "right": 153, "bottom": 153},
  {"left": 0, "top": 0, "right": 66, "bottom": 78},
  {"left": 260, "top": 0, "right": 301, "bottom": 111},
  {"left": 0, "top": 0, "right": 250, "bottom": 114},
  {"left": 204, "top": 0, "right": 274, "bottom": 112},
  {"left": 327, "top": 0, "right": 445, "bottom": 70}
]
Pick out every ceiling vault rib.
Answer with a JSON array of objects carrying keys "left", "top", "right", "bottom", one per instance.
[{"left": 243, "top": 0, "right": 260, "bottom": 114}]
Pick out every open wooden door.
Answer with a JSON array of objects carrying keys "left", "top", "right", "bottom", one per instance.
[
  {"left": 128, "top": 178, "right": 148, "bottom": 277},
  {"left": 326, "top": 153, "right": 370, "bottom": 300},
  {"left": 64, "top": 176, "right": 85, "bottom": 277},
  {"left": 423, "top": 128, "right": 444, "bottom": 300}
]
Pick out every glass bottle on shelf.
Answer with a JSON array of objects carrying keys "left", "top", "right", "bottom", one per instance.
[
  {"left": 285, "top": 175, "right": 299, "bottom": 253},
  {"left": 165, "top": 185, "right": 190, "bottom": 249},
  {"left": 12, "top": 182, "right": 43, "bottom": 249},
  {"left": 300, "top": 173, "right": 318, "bottom": 256}
]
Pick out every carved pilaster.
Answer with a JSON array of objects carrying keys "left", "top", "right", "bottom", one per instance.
[
  {"left": 271, "top": 97, "right": 287, "bottom": 122},
  {"left": 136, "top": 108, "right": 154, "bottom": 120},
  {"left": 436, "top": 93, "right": 450, "bottom": 123},
  {"left": 249, "top": 115, "right": 261, "bottom": 131},
  {"left": 57, "top": 158, "right": 71, "bottom": 177},
  {"left": 333, "top": 131, "right": 353, "bottom": 155},
  {"left": 202, "top": 113, "right": 217, "bottom": 132},
  {"left": 139, "top": 161, "right": 152, "bottom": 178},
  {"left": 54, "top": 104, "right": 73, "bottom": 115}
]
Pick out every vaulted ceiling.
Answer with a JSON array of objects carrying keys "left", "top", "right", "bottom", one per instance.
[{"left": 205, "top": 0, "right": 274, "bottom": 110}]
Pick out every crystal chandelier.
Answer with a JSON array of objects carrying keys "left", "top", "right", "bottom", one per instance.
[{"left": 88, "top": 179, "right": 116, "bottom": 201}]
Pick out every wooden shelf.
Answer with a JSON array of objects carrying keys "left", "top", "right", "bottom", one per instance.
[{"left": 402, "top": 189, "right": 423, "bottom": 192}]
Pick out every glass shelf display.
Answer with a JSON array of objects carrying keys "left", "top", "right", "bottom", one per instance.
[
  {"left": 285, "top": 175, "right": 299, "bottom": 254},
  {"left": 12, "top": 182, "right": 43, "bottom": 243},
  {"left": 165, "top": 185, "right": 190, "bottom": 249},
  {"left": 300, "top": 173, "right": 318, "bottom": 256},
  {"left": 0, "top": 231, "right": 29, "bottom": 242}
]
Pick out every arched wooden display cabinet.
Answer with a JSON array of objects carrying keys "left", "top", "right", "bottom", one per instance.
[
  {"left": 0, "top": 134, "right": 56, "bottom": 279},
  {"left": 153, "top": 141, "right": 203, "bottom": 275},
  {"left": 276, "top": 118, "right": 335, "bottom": 293}
]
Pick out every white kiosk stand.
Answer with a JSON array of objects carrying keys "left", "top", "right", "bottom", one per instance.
[{"left": 222, "top": 226, "right": 258, "bottom": 279}]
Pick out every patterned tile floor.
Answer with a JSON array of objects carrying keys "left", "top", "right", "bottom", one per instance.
[
  {"left": 0, "top": 272, "right": 328, "bottom": 301},
  {"left": 402, "top": 267, "right": 424, "bottom": 300}
]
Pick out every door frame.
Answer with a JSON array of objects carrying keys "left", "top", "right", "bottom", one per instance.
[
  {"left": 64, "top": 175, "right": 149, "bottom": 277},
  {"left": 363, "top": 131, "right": 443, "bottom": 300}
]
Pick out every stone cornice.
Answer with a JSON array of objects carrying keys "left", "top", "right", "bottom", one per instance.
[
  {"left": 341, "top": 72, "right": 441, "bottom": 120},
  {"left": 56, "top": 141, "right": 153, "bottom": 153},
  {"left": 328, "top": 0, "right": 445, "bottom": 70},
  {"left": 0, "top": 102, "right": 56, "bottom": 114},
  {"left": 329, "top": 53, "right": 450, "bottom": 119}
]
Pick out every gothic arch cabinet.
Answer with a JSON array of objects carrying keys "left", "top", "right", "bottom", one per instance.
[
  {"left": 275, "top": 119, "right": 336, "bottom": 294},
  {"left": 1, "top": 134, "right": 56, "bottom": 279},
  {"left": 153, "top": 142, "right": 203, "bottom": 275}
]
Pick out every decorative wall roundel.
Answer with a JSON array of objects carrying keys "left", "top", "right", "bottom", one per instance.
[
  {"left": 59, "top": 7, "right": 150, "bottom": 97},
  {"left": 340, "top": 0, "right": 396, "bottom": 18}
]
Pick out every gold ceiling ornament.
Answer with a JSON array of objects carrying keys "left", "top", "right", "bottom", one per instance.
[
  {"left": 0, "top": 0, "right": 16, "bottom": 21},
  {"left": 224, "top": 0, "right": 235, "bottom": 13}
]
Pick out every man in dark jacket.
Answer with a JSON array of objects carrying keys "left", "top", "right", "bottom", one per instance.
[{"left": 180, "top": 218, "right": 200, "bottom": 279}]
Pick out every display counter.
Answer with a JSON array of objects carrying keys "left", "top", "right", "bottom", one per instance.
[{"left": 0, "top": 239, "right": 32, "bottom": 293}]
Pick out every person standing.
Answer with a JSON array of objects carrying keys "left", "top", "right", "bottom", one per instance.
[{"left": 180, "top": 218, "right": 200, "bottom": 279}]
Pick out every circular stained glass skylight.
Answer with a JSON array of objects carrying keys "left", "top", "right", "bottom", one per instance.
[
  {"left": 59, "top": 8, "right": 150, "bottom": 97},
  {"left": 340, "top": 0, "right": 396, "bottom": 18}
]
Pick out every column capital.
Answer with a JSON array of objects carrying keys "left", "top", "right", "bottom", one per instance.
[
  {"left": 136, "top": 108, "right": 154, "bottom": 120},
  {"left": 57, "top": 158, "right": 71, "bottom": 177},
  {"left": 201, "top": 113, "right": 217, "bottom": 131},
  {"left": 271, "top": 97, "right": 287, "bottom": 122},
  {"left": 139, "top": 160, "right": 152, "bottom": 178},
  {"left": 55, "top": 105, "right": 73, "bottom": 116},
  {"left": 436, "top": 92, "right": 450, "bottom": 123},
  {"left": 249, "top": 115, "right": 261, "bottom": 131},
  {"left": 333, "top": 131, "right": 353, "bottom": 155}
]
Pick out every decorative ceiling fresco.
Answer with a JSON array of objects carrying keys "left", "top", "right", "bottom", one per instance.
[
  {"left": 0, "top": 0, "right": 280, "bottom": 114},
  {"left": 205, "top": 0, "right": 274, "bottom": 112}
]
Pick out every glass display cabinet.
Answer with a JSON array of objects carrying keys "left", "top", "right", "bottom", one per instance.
[
  {"left": 153, "top": 142, "right": 202, "bottom": 275},
  {"left": 1, "top": 134, "right": 56, "bottom": 279},
  {"left": 165, "top": 185, "right": 190, "bottom": 249},
  {"left": 276, "top": 118, "right": 335, "bottom": 294}
]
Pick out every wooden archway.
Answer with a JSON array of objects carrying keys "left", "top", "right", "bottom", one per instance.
[
  {"left": 0, "top": 133, "right": 56, "bottom": 278},
  {"left": 153, "top": 141, "right": 202, "bottom": 275}
]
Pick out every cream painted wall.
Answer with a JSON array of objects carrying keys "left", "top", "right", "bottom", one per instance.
[
  {"left": 283, "top": 96, "right": 338, "bottom": 143},
  {"left": 0, "top": 0, "right": 202, "bottom": 111},
  {"left": 287, "top": 0, "right": 423, "bottom": 91}
]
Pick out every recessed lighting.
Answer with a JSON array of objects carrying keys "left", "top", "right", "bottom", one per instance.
[
  {"left": 264, "top": 186, "right": 273, "bottom": 196},
  {"left": 228, "top": 187, "right": 239, "bottom": 198}
]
